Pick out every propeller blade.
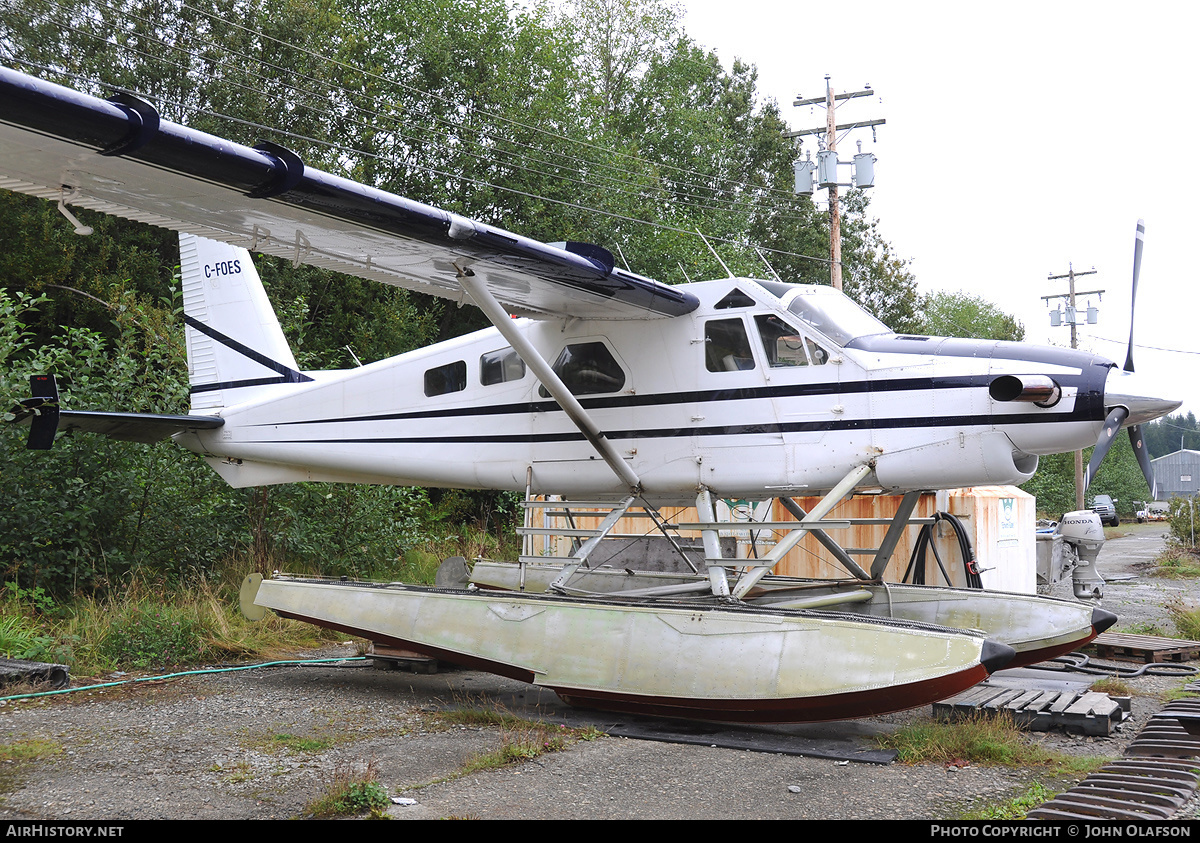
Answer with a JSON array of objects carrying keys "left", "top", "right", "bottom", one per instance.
[
  {"left": 1129, "top": 423, "right": 1157, "bottom": 500},
  {"left": 1124, "top": 219, "right": 1144, "bottom": 373},
  {"left": 1085, "top": 405, "right": 1129, "bottom": 492}
]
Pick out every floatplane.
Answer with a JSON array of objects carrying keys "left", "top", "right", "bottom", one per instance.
[{"left": 1, "top": 66, "right": 1178, "bottom": 722}]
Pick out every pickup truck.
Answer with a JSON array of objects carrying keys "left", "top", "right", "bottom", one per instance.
[{"left": 1092, "top": 494, "right": 1119, "bottom": 527}]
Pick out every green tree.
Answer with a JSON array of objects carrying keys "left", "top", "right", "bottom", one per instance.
[
  {"left": 839, "top": 192, "right": 922, "bottom": 333},
  {"left": 1144, "top": 411, "right": 1199, "bottom": 459},
  {"left": 919, "top": 290, "right": 1026, "bottom": 341},
  {"left": 0, "top": 288, "right": 247, "bottom": 597},
  {"left": 566, "top": 0, "right": 682, "bottom": 131},
  {"left": 1021, "top": 435, "right": 1149, "bottom": 518}
]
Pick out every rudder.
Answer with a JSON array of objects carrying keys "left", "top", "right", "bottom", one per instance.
[{"left": 179, "top": 233, "right": 310, "bottom": 411}]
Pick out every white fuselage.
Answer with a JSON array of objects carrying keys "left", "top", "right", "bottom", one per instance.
[{"left": 179, "top": 278, "right": 1113, "bottom": 504}]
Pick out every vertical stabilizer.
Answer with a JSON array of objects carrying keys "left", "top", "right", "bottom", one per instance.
[{"left": 179, "top": 233, "right": 310, "bottom": 411}]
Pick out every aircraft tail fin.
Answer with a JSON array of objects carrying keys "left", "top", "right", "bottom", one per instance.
[{"left": 179, "top": 233, "right": 311, "bottom": 411}]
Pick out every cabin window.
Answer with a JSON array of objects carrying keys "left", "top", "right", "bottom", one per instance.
[
  {"left": 480, "top": 348, "right": 526, "bottom": 386},
  {"left": 538, "top": 342, "right": 625, "bottom": 397},
  {"left": 424, "top": 360, "right": 467, "bottom": 397},
  {"left": 704, "top": 318, "right": 756, "bottom": 372},
  {"left": 715, "top": 289, "right": 755, "bottom": 309},
  {"left": 754, "top": 315, "right": 830, "bottom": 367}
]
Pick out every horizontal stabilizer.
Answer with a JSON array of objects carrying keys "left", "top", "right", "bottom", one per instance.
[
  {"left": 51, "top": 410, "right": 224, "bottom": 444},
  {"left": 15, "top": 375, "right": 223, "bottom": 448},
  {"left": 16, "top": 408, "right": 224, "bottom": 447}
]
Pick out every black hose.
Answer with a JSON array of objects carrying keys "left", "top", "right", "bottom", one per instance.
[
  {"left": 1046, "top": 653, "right": 1198, "bottom": 678},
  {"left": 902, "top": 512, "right": 983, "bottom": 589}
]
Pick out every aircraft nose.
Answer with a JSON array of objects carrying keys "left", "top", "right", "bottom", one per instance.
[{"left": 1104, "top": 367, "right": 1181, "bottom": 426}]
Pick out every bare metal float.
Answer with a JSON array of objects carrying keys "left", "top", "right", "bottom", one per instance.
[
  {"left": 468, "top": 561, "right": 1117, "bottom": 671},
  {"left": 251, "top": 574, "right": 1014, "bottom": 723}
]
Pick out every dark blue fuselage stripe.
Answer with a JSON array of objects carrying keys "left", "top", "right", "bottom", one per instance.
[
  {"left": 253, "top": 372, "right": 1101, "bottom": 428},
  {"left": 184, "top": 314, "right": 312, "bottom": 392},
  {"left": 191, "top": 376, "right": 304, "bottom": 394}
]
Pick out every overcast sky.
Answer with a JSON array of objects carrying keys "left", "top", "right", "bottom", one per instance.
[{"left": 679, "top": 0, "right": 1199, "bottom": 419}]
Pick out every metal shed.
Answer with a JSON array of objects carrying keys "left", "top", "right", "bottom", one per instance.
[{"left": 1150, "top": 449, "right": 1200, "bottom": 499}]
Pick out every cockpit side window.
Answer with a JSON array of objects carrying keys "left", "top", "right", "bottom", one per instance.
[
  {"left": 754, "top": 314, "right": 809, "bottom": 366},
  {"left": 805, "top": 337, "right": 830, "bottom": 366},
  {"left": 705, "top": 318, "right": 756, "bottom": 372},
  {"left": 754, "top": 314, "right": 830, "bottom": 367},
  {"left": 538, "top": 341, "right": 625, "bottom": 397}
]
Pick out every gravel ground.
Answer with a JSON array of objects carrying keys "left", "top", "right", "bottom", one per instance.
[{"left": 0, "top": 522, "right": 1195, "bottom": 822}]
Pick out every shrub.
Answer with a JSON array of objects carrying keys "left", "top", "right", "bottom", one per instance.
[
  {"left": 305, "top": 762, "right": 389, "bottom": 818},
  {"left": 0, "top": 613, "right": 56, "bottom": 661},
  {"left": 1168, "top": 600, "right": 1200, "bottom": 641},
  {"left": 95, "top": 601, "right": 210, "bottom": 670},
  {"left": 1169, "top": 498, "right": 1200, "bottom": 548}
]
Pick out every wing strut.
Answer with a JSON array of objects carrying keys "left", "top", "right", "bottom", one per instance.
[
  {"left": 730, "top": 463, "right": 872, "bottom": 599},
  {"left": 777, "top": 496, "right": 871, "bottom": 580},
  {"left": 455, "top": 268, "right": 642, "bottom": 494},
  {"left": 869, "top": 491, "right": 923, "bottom": 580}
]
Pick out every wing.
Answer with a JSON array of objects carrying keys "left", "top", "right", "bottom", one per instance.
[{"left": 0, "top": 67, "right": 698, "bottom": 321}]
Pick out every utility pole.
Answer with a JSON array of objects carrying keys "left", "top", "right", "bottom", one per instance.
[
  {"left": 1043, "top": 264, "right": 1103, "bottom": 510},
  {"left": 787, "top": 77, "right": 884, "bottom": 291},
  {"left": 824, "top": 80, "right": 841, "bottom": 291}
]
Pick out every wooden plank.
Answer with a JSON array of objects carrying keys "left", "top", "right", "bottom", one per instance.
[
  {"left": 1023, "top": 691, "right": 1062, "bottom": 713},
  {"left": 1066, "top": 692, "right": 1119, "bottom": 717},
  {"left": 1050, "top": 691, "right": 1082, "bottom": 714},
  {"left": 1004, "top": 690, "right": 1047, "bottom": 711},
  {"left": 946, "top": 686, "right": 1007, "bottom": 707},
  {"left": 982, "top": 689, "right": 1025, "bottom": 711}
]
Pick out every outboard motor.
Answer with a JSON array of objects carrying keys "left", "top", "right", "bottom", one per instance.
[{"left": 1037, "top": 511, "right": 1106, "bottom": 599}]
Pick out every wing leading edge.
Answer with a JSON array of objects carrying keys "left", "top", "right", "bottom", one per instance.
[{"left": 0, "top": 66, "right": 698, "bottom": 321}]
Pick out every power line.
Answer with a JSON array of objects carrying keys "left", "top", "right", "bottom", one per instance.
[
  {"left": 170, "top": 0, "right": 806, "bottom": 203},
  {"left": 2, "top": 2, "right": 899, "bottom": 282},
  {"left": 1091, "top": 335, "right": 1200, "bottom": 356}
]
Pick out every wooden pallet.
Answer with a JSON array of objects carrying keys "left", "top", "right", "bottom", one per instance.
[
  {"left": 367, "top": 642, "right": 438, "bottom": 674},
  {"left": 1086, "top": 632, "right": 1200, "bottom": 664},
  {"left": 933, "top": 686, "right": 1125, "bottom": 735}
]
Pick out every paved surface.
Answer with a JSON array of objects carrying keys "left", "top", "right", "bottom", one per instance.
[{"left": 1094, "top": 524, "right": 1188, "bottom": 633}]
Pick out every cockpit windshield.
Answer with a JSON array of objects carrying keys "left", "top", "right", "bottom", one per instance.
[{"left": 783, "top": 288, "right": 892, "bottom": 347}]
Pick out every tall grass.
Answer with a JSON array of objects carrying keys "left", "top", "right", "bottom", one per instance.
[
  {"left": 305, "top": 760, "right": 389, "bottom": 819},
  {"left": 1153, "top": 544, "right": 1200, "bottom": 579},
  {"left": 0, "top": 613, "right": 59, "bottom": 661},
  {"left": 9, "top": 572, "right": 341, "bottom": 677},
  {"left": 878, "top": 714, "right": 1107, "bottom": 775},
  {"left": 1168, "top": 600, "right": 1200, "bottom": 640},
  {"left": 0, "top": 519, "right": 523, "bottom": 678}
]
